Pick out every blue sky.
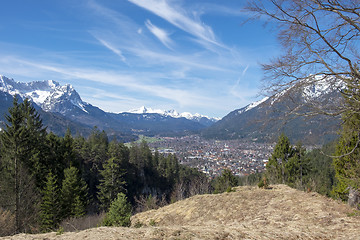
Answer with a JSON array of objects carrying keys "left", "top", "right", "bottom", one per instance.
[{"left": 0, "top": 0, "right": 279, "bottom": 118}]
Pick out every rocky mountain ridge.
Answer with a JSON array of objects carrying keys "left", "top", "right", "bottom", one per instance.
[
  {"left": 202, "top": 77, "right": 343, "bottom": 144},
  {"left": 0, "top": 75, "right": 214, "bottom": 138}
]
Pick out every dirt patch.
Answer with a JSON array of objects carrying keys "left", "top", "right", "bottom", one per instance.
[{"left": 2, "top": 185, "right": 360, "bottom": 240}]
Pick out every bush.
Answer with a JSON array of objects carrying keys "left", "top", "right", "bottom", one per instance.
[
  {"left": 59, "top": 213, "right": 106, "bottom": 232},
  {"left": 258, "top": 177, "right": 269, "bottom": 189},
  {"left": 0, "top": 208, "right": 15, "bottom": 236},
  {"left": 103, "top": 193, "right": 132, "bottom": 227}
]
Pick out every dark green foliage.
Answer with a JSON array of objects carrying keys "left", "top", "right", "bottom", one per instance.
[
  {"left": 0, "top": 96, "right": 212, "bottom": 234},
  {"left": 263, "top": 134, "right": 337, "bottom": 196},
  {"left": 98, "top": 155, "right": 126, "bottom": 211},
  {"left": 0, "top": 96, "right": 41, "bottom": 233},
  {"left": 61, "top": 166, "right": 88, "bottom": 219},
  {"left": 40, "top": 172, "right": 60, "bottom": 232},
  {"left": 333, "top": 97, "right": 360, "bottom": 201},
  {"left": 103, "top": 193, "right": 132, "bottom": 227},
  {"left": 266, "top": 134, "right": 293, "bottom": 184},
  {"left": 305, "top": 143, "right": 336, "bottom": 196},
  {"left": 265, "top": 134, "right": 310, "bottom": 189},
  {"left": 212, "top": 169, "right": 238, "bottom": 194}
]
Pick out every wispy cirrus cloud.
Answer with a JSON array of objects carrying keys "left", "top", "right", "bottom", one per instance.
[
  {"left": 0, "top": 56, "right": 213, "bottom": 107},
  {"left": 128, "top": 0, "right": 221, "bottom": 47},
  {"left": 95, "top": 37, "right": 127, "bottom": 63},
  {"left": 145, "top": 19, "right": 173, "bottom": 49}
]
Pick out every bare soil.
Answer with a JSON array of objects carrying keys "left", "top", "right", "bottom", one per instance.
[{"left": 2, "top": 185, "right": 360, "bottom": 239}]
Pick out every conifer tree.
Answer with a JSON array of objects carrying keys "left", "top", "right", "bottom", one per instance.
[
  {"left": 333, "top": 99, "right": 360, "bottom": 201},
  {"left": 103, "top": 192, "right": 132, "bottom": 227},
  {"left": 266, "top": 134, "right": 293, "bottom": 184},
  {"left": 213, "top": 169, "right": 238, "bottom": 193},
  {"left": 21, "top": 98, "right": 48, "bottom": 189},
  {"left": 61, "top": 129, "right": 77, "bottom": 168},
  {"left": 98, "top": 156, "right": 126, "bottom": 211},
  {"left": 40, "top": 171, "right": 59, "bottom": 232},
  {"left": 285, "top": 143, "right": 308, "bottom": 188},
  {"left": 61, "top": 166, "right": 88, "bottom": 219},
  {"left": 0, "top": 96, "right": 39, "bottom": 233}
]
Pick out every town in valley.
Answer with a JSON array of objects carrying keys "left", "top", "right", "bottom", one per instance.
[{"left": 147, "top": 135, "right": 274, "bottom": 178}]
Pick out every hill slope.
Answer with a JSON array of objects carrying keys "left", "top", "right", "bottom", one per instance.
[
  {"left": 202, "top": 77, "right": 342, "bottom": 144},
  {"left": 3, "top": 185, "right": 360, "bottom": 240}
]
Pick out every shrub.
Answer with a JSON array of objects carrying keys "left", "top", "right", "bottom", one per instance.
[
  {"left": 258, "top": 177, "right": 269, "bottom": 189},
  {"left": 103, "top": 193, "right": 132, "bottom": 227},
  {"left": 59, "top": 213, "right": 106, "bottom": 232},
  {"left": 0, "top": 208, "right": 15, "bottom": 236}
]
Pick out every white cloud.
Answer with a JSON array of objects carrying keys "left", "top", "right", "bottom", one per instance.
[
  {"left": 145, "top": 19, "right": 173, "bottom": 49},
  {"left": 128, "top": 0, "right": 221, "bottom": 47},
  {"left": 95, "top": 37, "right": 127, "bottom": 62}
]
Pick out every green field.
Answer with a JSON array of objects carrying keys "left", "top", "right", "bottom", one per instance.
[{"left": 125, "top": 135, "right": 163, "bottom": 147}]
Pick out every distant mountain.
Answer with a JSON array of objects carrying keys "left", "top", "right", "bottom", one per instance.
[
  {"left": 0, "top": 75, "right": 213, "bottom": 139},
  {"left": 125, "top": 106, "right": 219, "bottom": 127},
  {"left": 202, "top": 77, "right": 342, "bottom": 144}
]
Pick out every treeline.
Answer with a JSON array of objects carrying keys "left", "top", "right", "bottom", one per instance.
[
  {"left": 0, "top": 97, "right": 208, "bottom": 235},
  {"left": 259, "top": 133, "right": 341, "bottom": 198}
]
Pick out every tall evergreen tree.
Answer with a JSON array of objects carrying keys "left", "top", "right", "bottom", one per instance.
[
  {"left": 61, "top": 166, "right": 88, "bottom": 219},
  {"left": 98, "top": 156, "right": 127, "bottom": 211},
  {"left": 0, "top": 96, "right": 39, "bottom": 233},
  {"left": 61, "top": 129, "right": 77, "bottom": 169},
  {"left": 21, "top": 98, "right": 48, "bottom": 189},
  {"left": 266, "top": 134, "right": 293, "bottom": 184},
  {"left": 40, "top": 171, "right": 60, "bottom": 232},
  {"left": 333, "top": 100, "right": 360, "bottom": 202},
  {"left": 103, "top": 192, "right": 132, "bottom": 227},
  {"left": 284, "top": 143, "right": 308, "bottom": 188}
]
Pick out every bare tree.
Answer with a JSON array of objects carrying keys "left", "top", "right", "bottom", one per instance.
[{"left": 245, "top": 0, "right": 360, "bottom": 117}]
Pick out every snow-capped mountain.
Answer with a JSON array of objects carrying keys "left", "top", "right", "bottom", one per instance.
[
  {"left": 202, "top": 77, "right": 343, "bottom": 144},
  {"left": 0, "top": 75, "right": 89, "bottom": 114},
  {"left": 0, "top": 75, "right": 214, "bottom": 138},
  {"left": 125, "top": 106, "right": 219, "bottom": 124}
]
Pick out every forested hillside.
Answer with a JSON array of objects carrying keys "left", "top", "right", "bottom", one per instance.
[{"left": 0, "top": 97, "right": 207, "bottom": 235}]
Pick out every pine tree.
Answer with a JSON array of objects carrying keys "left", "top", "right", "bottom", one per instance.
[
  {"left": 21, "top": 98, "right": 48, "bottom": 189},
  {"left": 103, "top": 192, "right": 132, "bottom": 227},
  {"left": 61, "top": 129, "right": 77, "bottom": 168},
  {"left": 40, "top": 171, "right": 59, "bottom": 232},
  {"left": 266, "top": 134, "right": 293, "bottom": 184},
  {"left": 333, "top": 109, "right": 360, "bottom": 201},
  {"left": 98, "top": 156, "right": 126, "bottom": 211},
  {"left": 61, "top": 166, "right": 88, "bottom": 219},
  {"left": 0, "top": 96, "right": 38, "bottom": 233},
  {"left": 213, "top": 169, "right": 238, "bottom": 194},
  {"left": 285, "top": 143, "right": 308, "bottom": 188}
]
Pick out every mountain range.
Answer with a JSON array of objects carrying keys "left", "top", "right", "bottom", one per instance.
[
  {"left": 0, "top": 75, "right": 216, "bottom": 140},
  {"left": 202, "top": 76, "right": 342, "bottom": 144},
  {"left": 0, "top": 75, "right": 342, "bottom": 144}
]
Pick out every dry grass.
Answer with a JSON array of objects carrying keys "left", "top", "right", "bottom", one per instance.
[
  {"left": 2, "top": 185, "right": 360, "bottom": 240},
  {"left": 59, "top": 213, "right": 106, "bottom": 232}
]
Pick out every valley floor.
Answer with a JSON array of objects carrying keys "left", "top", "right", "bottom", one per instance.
[{"left": 2, "top": 185, "right": 360, "bottom": 240}]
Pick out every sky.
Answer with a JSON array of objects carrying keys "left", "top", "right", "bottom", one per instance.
[{"left": 0, "top": 0, "right": 280, "bottom": 118}]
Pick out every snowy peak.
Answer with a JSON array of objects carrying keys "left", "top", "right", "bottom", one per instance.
[
  {"left": 125, "top": 106, "right": 219, "bottom": 123},
  {"left": 0, "top": 75, "right": 88, "bottom": 114},
  {"left": 302, "top": 76, "right": 343, "bottom": 100},
  {"left": 128, "top": 106, "right": 166, "bottom": 115},
  {"left": 238, "top": 97, "right": 269, "bottom": 115},
  {"left": 270, "top": 75, "right": 345, "bottom": 105}
]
